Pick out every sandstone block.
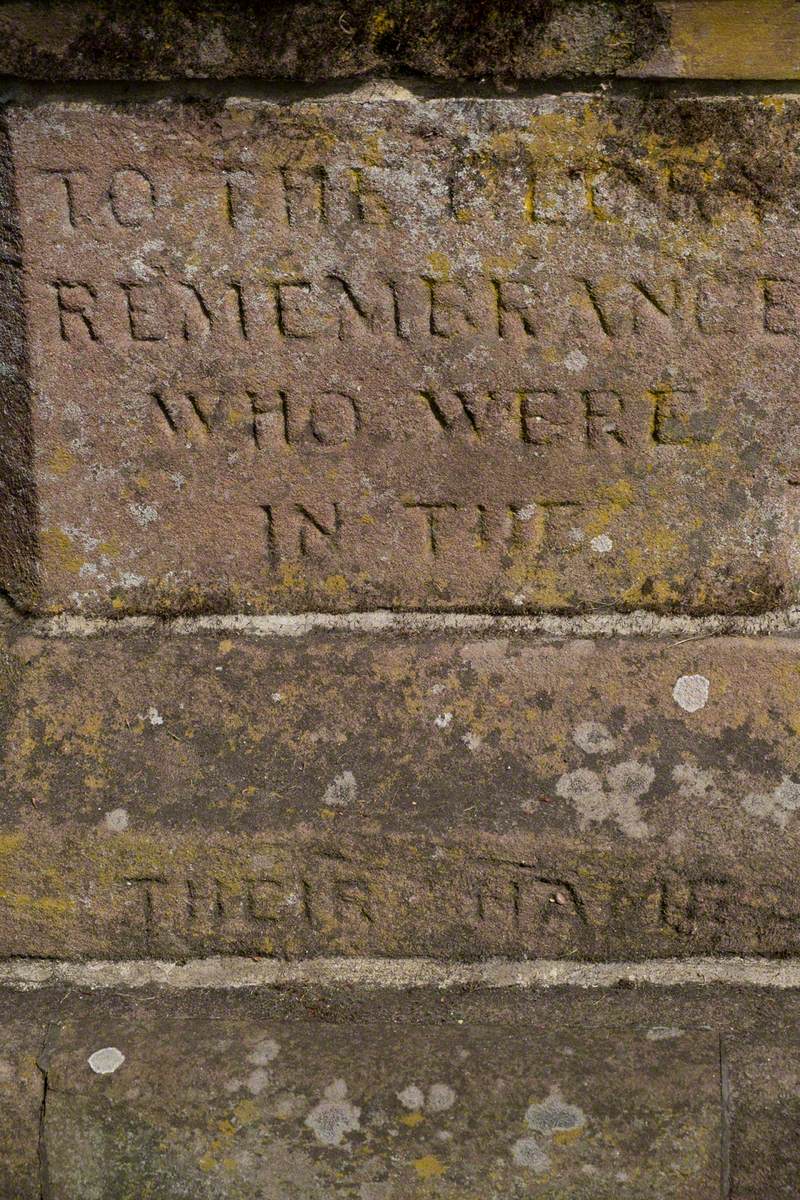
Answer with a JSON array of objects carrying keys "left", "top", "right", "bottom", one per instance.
[
  {"left": 0, "top": 997, "right": 46, "bottom": 1199},
  {"left": 0, "top": 2, "right": 798, "bottom": 83},
  {"left": 42, "top": 1016, "right": 720, "bottom": 1198},
  {"left": 4, "top": 629, "right": 800, "bottom": 959},
  {"left": 5, "top": 95, "right": 800, "bottom": 614}
]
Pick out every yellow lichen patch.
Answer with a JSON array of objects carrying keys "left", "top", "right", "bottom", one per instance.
[
  {"left": 413, "top": 1155, "right": 445, "bottom": 1179},
  {"left": 46, "top": 445, "right": 76, "bottom": 476},
  {"left": 400, "top": 1111, "right": 425, "bottom": 1128},
  {"left": 322, "top": 574, "right": 349, "bottom": 597},
  {"left": 40, "top": 528, "right": 84, "bottom": 575},
  {"left": 370, "top": 7, "right": 394, "bottom": 37},
  {"left": 426, "top": 251, "right": 451, "bottom": 278},
  {"left": 669, "top": 0, "right": 800, "bottom": 80},
  {"left": 552, "top": 1126, "right": 584, "bottom": 1147}
]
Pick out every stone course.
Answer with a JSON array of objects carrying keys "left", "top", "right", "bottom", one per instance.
[{"left": 2, "top": 629, "right": 800, "bottom": 959}]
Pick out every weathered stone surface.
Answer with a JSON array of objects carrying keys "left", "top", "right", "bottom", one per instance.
[
  {"left": 0, "top": 1, "right": 799, "bottom": 82},
  {"left": 7, "top": 94, "right": 800, "bottom": 615},
  {"left": 0, "top": 1, "right": 669, "bottom": 82},
  {"left": 41, "top": 1016, "right": 719, "bottom": 1198},
  {"left": 725, "top": 1031, "right": 800, "bottom": 1199},
  {"left": 4, "top": 628, "right": 800, "bottom": 959},
  {"left": 0, "top": 984, "right": 798, "bottom": 1198},
  {"left": 0, "top": 996, "right": 46, "bottom": 1199}
]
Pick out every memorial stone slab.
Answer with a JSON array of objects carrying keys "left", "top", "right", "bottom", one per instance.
[
  {"left": 3, "top": 629, "right": 800, "bottom": 960},
  {"left": 4, "top": 94, "right": 800, "bottom": 613}
]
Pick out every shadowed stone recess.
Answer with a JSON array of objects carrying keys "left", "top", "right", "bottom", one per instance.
[{"left": 3, "top": 629, "right": 800, "bottom": 959}]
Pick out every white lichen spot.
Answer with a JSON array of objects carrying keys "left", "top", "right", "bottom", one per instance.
[
  {"left": 248, "top": 1037, "right": 280, "bottom": 1066},
  {"left": 305, "top": 1079, "right": 361, "bottom": 1147},
  {"left": 564, "top": 349, "right": 588, "bottom": 372},
  {"left": 104, "top": 808, "right": 129, "bottom": 833},
  {"left": 572, "top": 721, "right": 616, "bottom": 755},
  {"left": 511, "top": 1136, "right": 550, "bottom": 1172},
  {"left": 646, "top": 1027, "right": 684, "bottom": 1040},
  {"left": 88, "top": 1047, "right": 125, "bottom": 1075},
  {"left": 525, "top": 1088, "right": 586, "bottom": 1136},
  {"left": 672, "top": 674, "right": 710, "bottom": 713},
  {"left": 322, "top": 771, "right": 357, "bottom": 807},
  {"left": 398, "top": 1084, "right": 425, "bottom": 1110},
  {"left": 140, "top": 705, "right": 163, "bottom": 726},
  {"left": 128, "top": 502, "right": 158, "bottom": 527},
  {"left": 556, "top": 761, "right": 654, "bottom": 839},
  {"left": 272, "top": 692, "right": 283, "bottom": 703},
  {"left": 742, "top": 776, "right": 800, "bottom": 829},
  {"left": 568, "top": 527, "right": 585, "bottom": 545},
  {"left": 671, "top": 763, "right": 718, "bottom": 801},
  {"left": 462, "top": 731, "right": 482, "bottom": 751},
  {"left": 426, "top": 1083, "right": 456, "bottom": 1112},
  {"left": 246, "top": 1068, "right": 271, "bottom": 1095},
  {"left": 516, "top": 505, "right": 537, "bottom": 522},
  {"left": 589, "top": 533, "right": 613, "bottom": 554},
  {"left": 434, "top": 712, "right": 453, "bottom": 729}
]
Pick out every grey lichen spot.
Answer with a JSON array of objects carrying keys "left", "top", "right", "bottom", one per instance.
[
  {"left": 104, "top": 807, "right": 129, "bottom": 832},
  {"left": 426, "top": 1083, "right": 456, "bottom": 1112},
  {"left": 511, "top": 1136, "right": 550, "bottom": 1172},
  {"left": 248, "top": 1037, "right": 280, "bottom": 1066},
  {"left": 397, "top": 1084, "right": 425, "bottom": 1110},
  {"left": 556, "top": 760, "right": 654, "bottom": 839},
  {"left": 88, "top": 1046, "right": 125, "bottom": 1075},
  {"left": 672, "top": 674, "right": 710, "bottom": 713},
  {"left": 646, "top": 1026, "right": 684, "bottom": 1040},
  {"left": 671, "top": 763, "right": 718, "bottom": 801},
  {"left": 322, "top": 771, "right": 357, "bottom": 808},
  {"left": 525, "top": 1088, "right": 586, "bottom": 1136},
  {"left": 246, "top": 1068, "right": 271, "bottom": 1094},
  {"left": 306, "top": 1079, "right": 361, "bottom": 1147},
  {"left": 398, "top": 1082, "right": 456, "bottom": 1112},
  {"left": 742, "top": 775, "right": 800, "bottom": 829},
  {"left": 572, "top": 721, "right": 616, "bottom": 755}
]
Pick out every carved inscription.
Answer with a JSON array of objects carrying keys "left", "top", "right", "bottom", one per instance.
[
  {"left": 10, "top": 98, "right": 800, "bottom": 612},
  {"left": 117, "top": 852, "right": 800, "bottom": 957}
]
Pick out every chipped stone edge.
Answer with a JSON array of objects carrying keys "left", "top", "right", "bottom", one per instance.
[
  {"left": 22, "top": 607, "right": 800, "bottom": 641},
  {"left": 4, "top": 956, "right": 800, "bottom": 991}
]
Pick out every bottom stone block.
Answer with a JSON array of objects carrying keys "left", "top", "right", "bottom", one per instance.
[
  {"left": 43, "top": 1018, "right": 720, "bottom": 1199},
  {"left": 3, "top": 629, "right": 800, "bottom": 959}
]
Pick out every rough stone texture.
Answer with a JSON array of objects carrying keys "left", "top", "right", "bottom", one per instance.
[
  {"left": 41, "top": 1015, "right": 719, "bottom": 1198},
  {"left": 0, "top": 984, "right": 798, "bottom": 1198},
  {"left": 0, "top": 995, "right": 47, "bottom": 1199},
  {"left": 4, "top": 628, "right": 800, "bottom": 959},
  {"left": 7, "top": 93, "right": 800, "bottom": 615},
  {"left": 0, "top": 1, "right": 670, "bottom": 82},
  {"left": 1, "top": 1, "right": 799, "bottom": 82}
]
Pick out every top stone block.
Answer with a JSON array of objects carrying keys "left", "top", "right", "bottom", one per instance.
[
  {"left": 5, "top": 93, "right": 800, "bottom": 615},
  {"left": 0, "top": 1, "right": 799, "bottom": 82}
]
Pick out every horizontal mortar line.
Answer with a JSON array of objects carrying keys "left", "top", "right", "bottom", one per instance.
[
  {"left": 3, "top": 956, "right": 800, "bottom": 992},
  {"left": 7, "top": 75, "right": 800, "bottom": 105},
  {"left": 25, "top": 608, "right": 800, "bottom": 640}
]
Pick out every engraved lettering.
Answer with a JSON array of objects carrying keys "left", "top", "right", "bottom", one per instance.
[
  {"left": 763, "top": 277, "right": 800, "bottom": 334},
  {"left": 39, "top": 167, "right": 86, "bottom": 227},
  {"left": 109, "top": 167, "right": 156, "bottom": 227},
  {"left": 584, "top": 390, "right": 626, "bottom": 448},
  {"left": 52, "top": 281, "right": 100, "bottom": 342}
]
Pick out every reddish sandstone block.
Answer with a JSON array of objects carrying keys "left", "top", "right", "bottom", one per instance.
[{"left": 4, "top": 95, "right": 800, "bottom": 614}]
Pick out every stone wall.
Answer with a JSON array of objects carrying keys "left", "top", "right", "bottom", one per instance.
[{"left": 1, "top": 2, "right": 800, "bottom": 1194}]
